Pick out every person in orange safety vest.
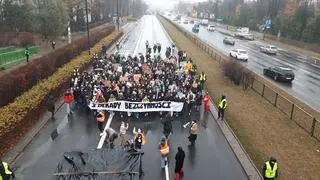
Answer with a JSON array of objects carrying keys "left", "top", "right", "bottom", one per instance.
[{"left": 159, "top": 136, "right": 170, "bottom": 168}]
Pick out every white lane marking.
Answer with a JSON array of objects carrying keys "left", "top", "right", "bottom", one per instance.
[
  {"left": 165, "top": 163, "right": 170, "bottom": 180},
  {"left": 97, "top": 112, "right": 114, "bottom": 149}
]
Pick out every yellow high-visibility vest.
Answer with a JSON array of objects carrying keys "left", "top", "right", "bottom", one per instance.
[
  {"left": 218, "top": 99, "right": 227, "bottom": 109},
  {"left": 0, "top": 162, "right": 12, "bottom": 180},
  {"left": 200, "top": 74, "right": 206, "bottom": 81},
  {"left": 265, "top": 161, "right": 278, "bottom": 178}
]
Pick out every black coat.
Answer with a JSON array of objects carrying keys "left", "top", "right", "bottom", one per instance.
[{"left": 175, "top": 149, "right": 185, "bottom": 172}]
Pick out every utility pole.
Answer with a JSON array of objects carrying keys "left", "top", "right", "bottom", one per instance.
[
  {"left": 85, "top": 0, "right": 90, "bottom": 54},
  {"left": 117, "top": 0, "right": 120, "bottom": 31}
]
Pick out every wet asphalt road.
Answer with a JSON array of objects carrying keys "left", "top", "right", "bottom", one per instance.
[
  {"left": 13, "top": 16, "right": 247, "bottom": 180},
  {"left": 170, "top": 17, "right": 320, "bottom": 110}
]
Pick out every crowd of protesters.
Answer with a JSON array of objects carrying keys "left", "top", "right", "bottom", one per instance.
[{"left": 64, "top": 41, "right": 206, "bottom": 120}]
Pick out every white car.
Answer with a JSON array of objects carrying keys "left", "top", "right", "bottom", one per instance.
[
  {"left": 260, "top": 45, "right": 278, "bottom": 55},
  {"left": 207, "top": 25, "right": 215, "bottom": 31},
  {"left": 230, "top": 49, "right": 249, "bottom": 61}
]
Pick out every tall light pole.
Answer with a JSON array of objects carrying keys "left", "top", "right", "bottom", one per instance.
[
  {"left": 117, "top": 0, "right": 120, "bottom": 31},
  {"left": 85, "top": 0, "right": 90, "bottom": 53}
]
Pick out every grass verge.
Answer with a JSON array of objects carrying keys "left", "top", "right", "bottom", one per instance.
[
  {"left": 0, "top": 31, "right": 122, "bottom": 158},
  {"left": 159, "top": 16, "right": 320, "bottom": 180}
]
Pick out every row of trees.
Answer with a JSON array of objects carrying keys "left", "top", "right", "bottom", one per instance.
[
  {"left": 0, "top": 0, "right": 147, "bottom": 40},
  {"left": 183, "top": 0, "right": 320, "bottom": 43}
]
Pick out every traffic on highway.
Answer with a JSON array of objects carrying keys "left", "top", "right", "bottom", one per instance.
[{"left": 169, "top": 15, "right": 320, "bottom": 110}]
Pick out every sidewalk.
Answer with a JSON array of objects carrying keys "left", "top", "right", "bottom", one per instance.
[{"left": 0, "top": 22, "right": 113, "bottom": 75}]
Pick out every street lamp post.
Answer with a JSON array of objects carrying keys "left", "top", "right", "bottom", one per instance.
[
  {"left": 117, "top": 0, "right": 120, "bottom": 31},
  {"left": 85, "top": 0, "right": 90, "bottom": 54}
]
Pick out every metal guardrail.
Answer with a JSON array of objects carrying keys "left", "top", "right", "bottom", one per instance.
[{"left": 161, "top": 15, "right": 320, "bottom": 141}]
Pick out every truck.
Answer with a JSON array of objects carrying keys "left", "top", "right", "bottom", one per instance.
[
  {"left": 235, "top": 27, "right": 253, "bottom": 40},
  {"left": 200, "top": 19, "right": 209, "bottom": 26}
]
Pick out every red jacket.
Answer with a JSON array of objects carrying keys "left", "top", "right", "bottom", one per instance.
[
  {"left": 64, "top": 94, "right": 74, "bottom": 104},
  {"left": 203, "top": 95, "right": 211, "bottom": 112}
]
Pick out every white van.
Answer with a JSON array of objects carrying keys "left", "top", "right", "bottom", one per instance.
[{"left": 200, "top": 19, "right": 209, "bottom": 26}]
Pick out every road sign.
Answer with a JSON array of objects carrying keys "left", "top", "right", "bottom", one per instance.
[{"left": 264, "top": 19, "right": 271, "bottom": 29}]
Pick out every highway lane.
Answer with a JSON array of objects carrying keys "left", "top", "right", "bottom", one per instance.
[
  {"left": 13, "top": 15, "right": 247, "bottom": 180},
  {"left": 170, "top": 18, "right": 320, "bottom": 110}
]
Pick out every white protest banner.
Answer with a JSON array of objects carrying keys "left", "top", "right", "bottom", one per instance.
[{"left": 89, "top": 101, "right": 184, "bottom": 112}]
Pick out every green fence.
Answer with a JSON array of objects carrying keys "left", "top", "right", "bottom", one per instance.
[
  {"left": 0, "top": 46, "right": 16, "bottom": 54},
  {"left": 0, "top": 47, "right": 38, "bottom": 69}
]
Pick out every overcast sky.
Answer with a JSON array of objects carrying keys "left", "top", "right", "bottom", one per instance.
[{"left": 144, "top": 0, "right": 207, "bottom": 11}]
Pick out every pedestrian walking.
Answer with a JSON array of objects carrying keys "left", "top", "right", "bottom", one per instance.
[
  {"left": 174, "top": 147, "right": 185, "bottom": 180},
  {"left": 145, "top": 40, "right": 149, "bottom": 49},
  {"left": 0, "top": 159, "right": 15, "bottom": 180},
  {"left": 153, "top": 44, "right": 157, "bottom": 53},
  {"left": 46, "top": 95, "right": 55, "bottom": 119},
  {"left": 51, "top": 40, "right": 56, "bottom": 50},
  {"left": 162, "top": 114, "right": 173, "bottom": 139},
  {"left": 157, "top": 43, "right": 161, "bottom": 53},
  {"left": 187, "top": 120, "right": 198, "bottom": 146},
  {"left": 159, "top": 136, "right": 169, "bottom": 169},
  {"left": 63, "top": 90, "right": 74, "bottom": 116},
  {"left": 96, "top": 111, "right": 105, "bottom": 133},
  {"left": 218, "top": 95, "right": 227, "bottom": 120},
  {"left": 25, "top": 47, "right": 29, "bottom": 63},
  {"left": 104, "top": 127, "right": 118, "bottom": 148},
  {"left": 119, "top": 121, "right": 129, "bottom": 147},
  {"left": 203, "top": 92, "right": 211, "bottom": 113},
  {"left": 133, "top": 128, "right": 145, "bottom": 150},
  {"left": 262, "top": 157, "right": 278, "bottom": 180}
]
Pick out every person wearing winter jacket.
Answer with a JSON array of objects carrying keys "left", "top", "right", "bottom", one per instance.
[
  {"left": 64, "top": 90, "right": 74, "bottom": 116},
  {"left": 119, "top": 121, "right": 129, "bottom": 147},
  {"left": 174, "top": 147, "right": 185, "bottom": 180}
]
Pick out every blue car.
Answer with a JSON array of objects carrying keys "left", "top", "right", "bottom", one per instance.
[{"left": 192, "top": 24, "right": 200, "bottom": 33}]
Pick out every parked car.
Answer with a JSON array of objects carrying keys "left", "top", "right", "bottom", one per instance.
[
  {"left": 207, "top": 25, "right": 215, "bottom": 31},
  {"left": 263, "top": 66, "right": 295, "bottom": 83},
  {"left": 223, "top": 37, "right": 235, "bottom": 45},
  {"left": 192, "top": 24, "right": 200, "bottom": 33},
  {"left": 260, "top": 45, "right": 278, "bottom": 55},
  {"left": 229, "top": 49, "right": 248, "bottom": 61}
]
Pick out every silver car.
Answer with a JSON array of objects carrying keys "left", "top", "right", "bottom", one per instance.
[
  {"left": 260, "top": 45, "right": 278, "bottom": 55},
  {"left": 223, "top": 37, "right": 235, "bottom": 45}
]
